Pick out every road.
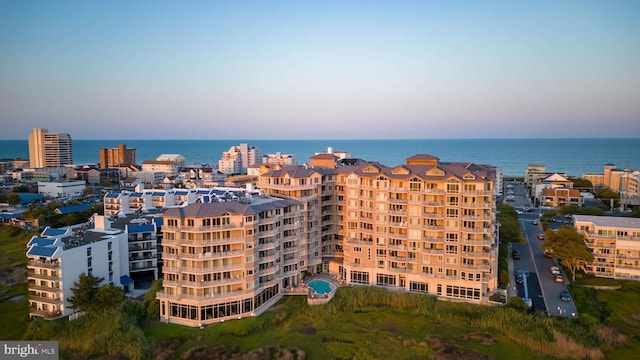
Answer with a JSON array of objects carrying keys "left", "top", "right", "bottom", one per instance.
[{"left": 504, "top": 181, "right": 579, "bottom": 317}]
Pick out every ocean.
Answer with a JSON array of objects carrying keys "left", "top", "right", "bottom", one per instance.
[{"left": 1, "top": 138, "right": 639, "bottom": 177}]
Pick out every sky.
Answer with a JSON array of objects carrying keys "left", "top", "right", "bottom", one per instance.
[{"left": 1, "top": 0, "right": 639, "bottom": 140}]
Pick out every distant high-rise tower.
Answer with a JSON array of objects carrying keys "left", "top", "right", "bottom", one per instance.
[
  {"left": 99, "top": 144, "right": 137, "bottom": 168},
  {"left": 28, "top": 128, "right": 73, "bottom": 168}
]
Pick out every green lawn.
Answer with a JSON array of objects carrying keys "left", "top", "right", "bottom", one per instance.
[{"left": 2, "top": 225, "right": 640, "bottom": 359}]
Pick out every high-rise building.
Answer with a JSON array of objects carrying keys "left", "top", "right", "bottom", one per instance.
[
  {"left": 218, "top": 143, "right": 262, "bottom": 175},
  {"left": 28, "top": 128, "right": 73, "bottom": 168},
  {"left": 99, "top": 144, "right": 136, "bottom": 169},
  {"left": 158, "top": 153, "right": 499, "bottom": 327},
  {"left": 259, "top": 153, "right": 499, "bottom": 303},
  {"left": 157, "top": 198, "right": 303, "bottom": 326}
]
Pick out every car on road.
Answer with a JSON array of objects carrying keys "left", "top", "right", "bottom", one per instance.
[
  {"left": 550, "top": 266, "right": 560, "bottom": 276},
  {"left": 514, "top": 269, "right": 527, "bottom": 284},
  {"left": 538, "top": 233, "right": 545, "bottom": 240},
  {"left": 512, "top": 249, "right": 520, "bottom": 260},
  {"left": 532, "top": 220, "right": 538, "bottom": 225},
  {"left": 555, "top": 275, "right": 565, "bottom": 283},
  {"left": 560, "top": 290, "right": 571, "bottom": 302}
]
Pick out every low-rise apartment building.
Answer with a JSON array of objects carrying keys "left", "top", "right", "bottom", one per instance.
[
  {"left": 27, "top": 216, "right": 130, "bottom": 319},
  {"left": 27, "top": 211, "right": 164, "bottom": 320},
  {"left": 574, "top": 215, "right": 640, "bottom": 280}
]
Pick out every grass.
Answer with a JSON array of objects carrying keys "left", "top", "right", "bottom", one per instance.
[
  {"left": 0, "top": 226, "right": 34, "bottom": 340},
  {"left": 574, "top": 276, "right": 624, "bottom": 287},
  {"left": 2, "top": 225, "right": 640, "bottom": 359}
]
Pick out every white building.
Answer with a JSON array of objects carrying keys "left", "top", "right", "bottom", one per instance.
[
  {"left": 37, "top": 180, "right": 86, "bottom": 199},
  {"left": 314, "top": 147, "right": 352, "bottom": 160},
  {"left": 27, "top": 216, "right": 130, "bottom": 319},
  {"left": 574, "top": 215, "right": 640, "bottom": 280},
  {"left": 262, "top": 152, "right": 297, "bottom": 166},
  {"left": 156, "top": 154, "right": 186, "bottom": 168},
  {"left": 28, "top": 128, "right": 73, "bottom": 168},
  {"left": 218, "top": 143, "right": 262, "bottom": 175},
  {"left": 141, "top": 160, "right": 178, "bottom": 177}
]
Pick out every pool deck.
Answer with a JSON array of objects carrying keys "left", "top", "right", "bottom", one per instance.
[{"left": 281, "top": 273, "right": 341, "bottom": 305}]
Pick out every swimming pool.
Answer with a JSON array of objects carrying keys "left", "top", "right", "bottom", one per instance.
[{"left": 307, "top": 279, "right": 335, "bottom": 295}]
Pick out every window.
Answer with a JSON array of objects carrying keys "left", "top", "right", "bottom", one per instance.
[
  {"left": 351, "top": 271, "right": 370, "bottom": 284},
  {"left": 410, "top": 281, "right": 428, "bottom": 293},
  {"left": 87, "top": 247, "right": 92, "bottom": 257},
  {"left": 376, "top": 273, "right": 396, "bottom": 286}
]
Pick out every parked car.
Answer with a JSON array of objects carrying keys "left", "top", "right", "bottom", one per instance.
[
  {"left": 538, "top": 233, "right": 545, "bottom": 240},
  {"left": 512, "top": 249, "right": 520, "bottom": 260},
  {"left": 532, "top": 220, "right": 538, "bottom": 225},
  {"left": 555, "top": 275, "right": 565, "bottom": 283},
  {"left": 544, "top": 248, "right": 553, "bottom": 258},
  {"left": 550, "top": 266, "right": 560, "bottom": 276},
  {"left": 560, "top": 290, "right": 571, "bottom": 302}
]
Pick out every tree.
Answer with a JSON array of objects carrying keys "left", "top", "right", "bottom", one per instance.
[
  {"left": 90, "top": 284, "right": 125, "bottom": 312},
  {"left": 542, "top": 226, "right": 594, "bottom": 281},
  {"left": 144, "top": 279, "right": 163, "bottom": 319},
  {"left": 67, "top": 273, "right": 104, "bottom": 312},
  {"left": 571, "top": 178, "right": 593, "bottom": 189},
  {"left": 7, "top": 192, "right": 21, "bottom": 205}
]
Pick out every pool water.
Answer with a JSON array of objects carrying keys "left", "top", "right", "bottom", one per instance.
[{"left": 308, "top": 279, "right": 334, "bottom": 295}]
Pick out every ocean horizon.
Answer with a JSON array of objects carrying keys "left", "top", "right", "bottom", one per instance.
[{"left": 2, "top": 138, "right": 639, "bottom": 177}]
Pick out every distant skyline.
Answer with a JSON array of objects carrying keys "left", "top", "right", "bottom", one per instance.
[{"left": 1, "top": 1, "right": 639, "bottom": 140}]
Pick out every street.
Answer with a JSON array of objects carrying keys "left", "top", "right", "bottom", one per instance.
[{"left": 504, "top": 181, "right": 579, "bottom": 317}]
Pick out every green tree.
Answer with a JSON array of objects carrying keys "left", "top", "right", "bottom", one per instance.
[
  {"left": 67, "top": 273, "right": 104, "bottom": 312},
  {"left": 507, "top": 296, "right": 529, "bottom": 312},
  {"left": 497, "top": 204, "right": 522, "bottom": 243},
  {"left": 90, "top": 284, "right": 125, "bottom": 312},
  {"left": 143, "top": 279, "right": 163, "bottom": 319},
  {"left": 7, "top": 192, "right": 21, "bottom": 205},
  {"left": 571, "top": 178, "right": 593, "bottom": 189},
  {"left": 596, "top": 188, "right": 620, "bottom": 209},
  {"left": 542, "top": 226, "right": 594, "bottom": 281}
]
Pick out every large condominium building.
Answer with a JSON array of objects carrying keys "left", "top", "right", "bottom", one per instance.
[
  {"left": 218, "top": 144, "right": 262, "bottom": 175},
  {"left": 259, "top": 154, "right": 499, "bottom": 303},
  {"left": 28, "top": 128, "right": 73, "bottom": 168},
  {"left": 157, "top": 197, "right": 304, "bottom": 326},
  {"left": 99, "top": 144, "right": 136, "bottom": 169},
  {"left": 573, "top": 215, "right": 640, "bottom": 280}
]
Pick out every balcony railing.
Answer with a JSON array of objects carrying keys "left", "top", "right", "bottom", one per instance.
[
  {"left": 27, "top": 260, "right": 61, "bottom": 269},
  {"left": 29, "top": 295, "right": 63, "bottom": 305},
  {"left": 163, "top": 223, "right": 242, "bottom": 232}
]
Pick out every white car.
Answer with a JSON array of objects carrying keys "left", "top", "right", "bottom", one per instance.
[{"left": 550, "top": 266, "right": 560, "bottom": 276}]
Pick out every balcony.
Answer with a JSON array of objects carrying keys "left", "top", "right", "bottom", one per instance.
[
  {"left": 460, "top": 263, "right": 491, "bottom": 271},
  {"left": 163, "top": 223, "right": 242, "bottom": 232},
  {"left": 29, "top": 295, "right": 63, "bottom": 305},
  {"left": 29, "top": 285, "right": 62, "bottom": 294},
  {"left": 425, "top": 212, "right": 444, "bottom": 219},
  {"left": 28, "top": 272, "right": 60, "bottom": 281},
  {"left": 29, "top": 308, "right": 63, "bottom": 319},
  {"left": 180, "top": 250, "right": 244, "bottom": 260},
  {"left": 460, "top": 202, "right": 492, "bottom": 209},
  {"left": 461, "top": 251, "right": 492, "bottom": 259},
  {"left": 460, "top": 238, "right": 493, "bottom": 246},
  {"left": 27, "top": 259, "right": 61, "bottom": 270},
  {"left": 461, "top": 227, "right": 492, "bottom": 235},
  {"left": 162, "top": 237, "right": 244, "bottom": 246},
  {"left": 180, "top": 276, "right": 244, "bottom": 288}
]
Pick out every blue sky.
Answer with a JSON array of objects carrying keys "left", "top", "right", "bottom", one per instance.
[{"left": 1, "top": 1, "right": 639, "bottom": 139}]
